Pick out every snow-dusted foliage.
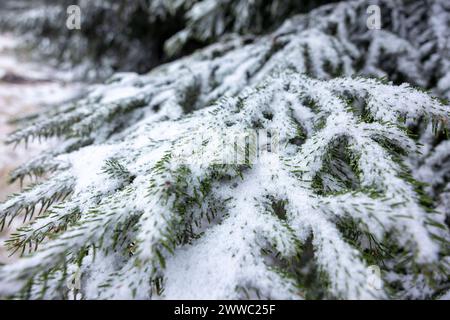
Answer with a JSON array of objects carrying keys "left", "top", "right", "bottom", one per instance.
[
  {"left": 1, "top": 72, "right": 449, "bottom": 299},
  {"left": 0, "top": 0, "right": 449, "bottom": 300}
]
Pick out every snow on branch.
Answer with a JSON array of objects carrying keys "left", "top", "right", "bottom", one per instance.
[{"left": 0, "top": 72, "right": 448, "bottom": 299}]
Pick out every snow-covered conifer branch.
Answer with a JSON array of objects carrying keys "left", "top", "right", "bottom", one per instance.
[
  {"left": 1, "top": 0, "right": 449, "bottom": 301},
  {"left": 0, "top": 72, "right": 448, "bottom": 299}
]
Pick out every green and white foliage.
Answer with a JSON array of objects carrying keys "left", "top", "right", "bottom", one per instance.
[
  {"left": 1, "top": 72, "right": 449, "bottom": 299},
  {"left": 0, "top": 0, "right": 449, "bottom": 300}
]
